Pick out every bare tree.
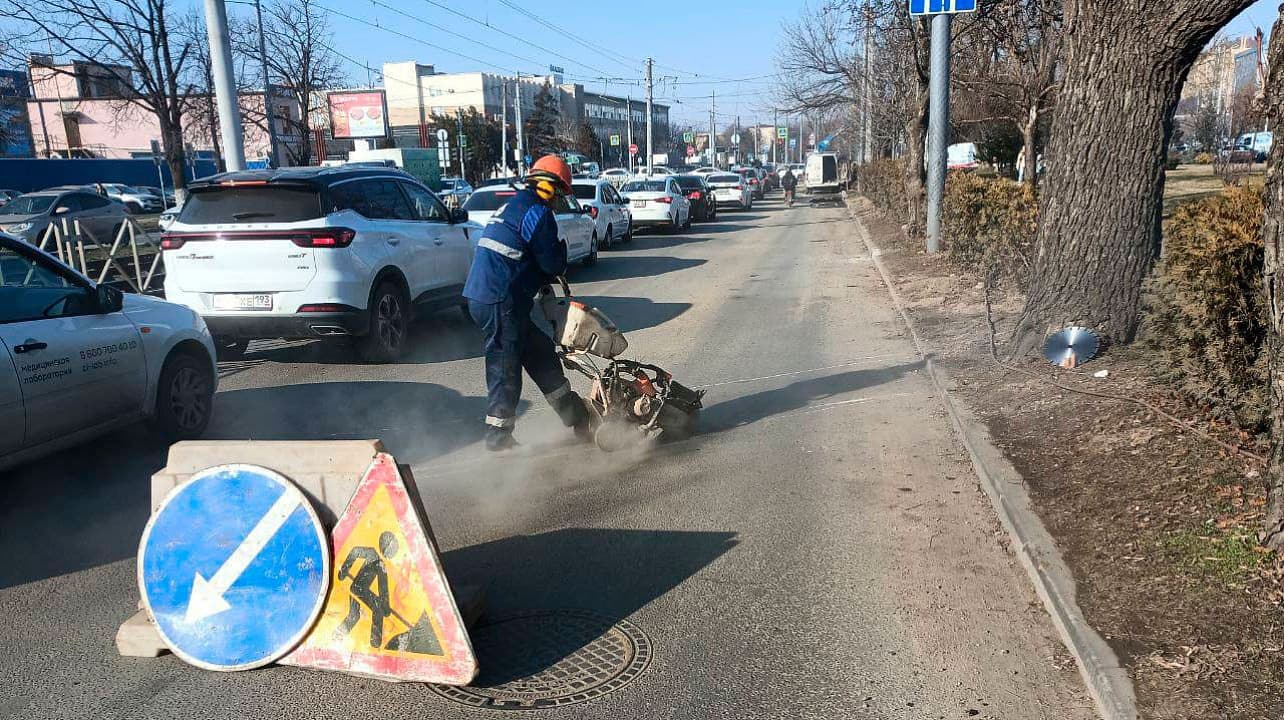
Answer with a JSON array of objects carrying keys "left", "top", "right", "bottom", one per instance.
[
  {"left": 954, "top": 0, "right": 1061, "bottom": 186},
  {"left": 261, "top": 0, "right": 344, "bottom": 166},
  {"left": 1009, "top": 0, "right": 1256, "bottom": 355},
  {"left": 1, "top": 0, "right": 198, "bottom": 193},
  {"left": 180, "top": 10, "right": 257, "bottom": 169}
]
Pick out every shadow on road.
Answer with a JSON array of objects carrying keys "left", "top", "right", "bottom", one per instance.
[
  {"left": 573, "top": 255, "right": 707, "bottom": 283},
  {"left": 0, "top": 427, "right": 166, "bottom": 589},
  {"left": 441, "top": 527, "right": 738, "bottom": 684},
  {"left": 572, "top": 295, "right": 692, "bottom": 334},
  {"left": 699, "top": 360, "right": 925, "bottom": 432},
  {"left": 233, "top": 309, "right": 486, "bottom": 366},
  {"left": 208, "top": 380, "right": 499, "bottom": 465}
]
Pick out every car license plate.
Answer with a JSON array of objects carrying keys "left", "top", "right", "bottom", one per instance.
[
  {"left": 632, "top": 200, "right": 647, "bottom": 208},
  {"left": 213, "top": 293, "right": 272, "bottom": 311}
]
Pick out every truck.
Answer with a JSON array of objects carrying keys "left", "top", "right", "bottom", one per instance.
[{"left": 345, "top": 147, "right": 444, "bottom": 190}]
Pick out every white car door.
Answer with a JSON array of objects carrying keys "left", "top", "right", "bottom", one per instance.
[
  {"left": 0, "top": 241, "right": 146, "bottom": 448},
  {"left": 338, "top": 179, "right": 428, "bottom": 296},
  {"left": 399, "top": 180, "right": 471, "bottom": 295},
  {"left": 0, "top": 337, "right": 23, "bottom": 457},
  {"left": 604, "top": 185, "right": 629, "bottom": 237},
  {"left": 555, "top": 194, "right": 591, "bottom": 261}
]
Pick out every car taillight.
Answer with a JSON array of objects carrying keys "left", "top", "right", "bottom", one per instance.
[
  {"left": 655, "top": 196, "right": 673, "bottom": 204},
  {"left": 687, "top": 191, "right": 701, "bottom": 200},
  {"left": 160, "top": 234, "right": 185, "bottom": 250},
  {"left": 292, "top": 228, "right": 356, "bottom": 248},
  {"left": 298, "top": 303, "right": 358, "bottom": 313},
  {"left": 750, "top": 178, "right": 759, "bottom": 185},
  {"left": 588, "top": 206, "right": 599, "bottom": 219}
]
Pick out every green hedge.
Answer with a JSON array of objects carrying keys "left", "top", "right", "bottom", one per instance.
[
  {"left": 942, "top": 173, "right": 1037, "bottom": 287},
  {"left": 860, "top": 158, "right": 909, "bottom": 226},
  {"left": 1144, "top": 183, "right": 1268, "bottom": 431}
]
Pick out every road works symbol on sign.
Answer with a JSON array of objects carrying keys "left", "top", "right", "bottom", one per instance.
[
  {"left": 138, "top": 464, "right": 330, "bottom": 672},
  {"left": 281, "top": 454, "right": 477, "bottom": 684}
]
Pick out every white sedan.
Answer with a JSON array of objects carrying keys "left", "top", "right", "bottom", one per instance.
[
  {"left": 0, "top": 233, "right": 218, "bottom": 472},
  {"left": 462, "top": 184, "right": 600, "bottom": 265},
  {"left": 706, "top": 172, "right": 753, "bottom": 209},
  {"left": 571, "top": 179, "right": 633, "bottom": 248},
  {"left": 620, "top": 177, "right": 691, "bottom": 232}
]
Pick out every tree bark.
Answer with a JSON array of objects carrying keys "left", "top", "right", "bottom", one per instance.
[
  {"left": 902, "top": 96, "right": 929, "bottom": 232},
  {"left": 1021, "top": 104, "right": 1038, "bottom": 188},
  {"left": 1010, "top": 0, "right": 1255, "bottom": 355},
  {"left": 1259, "top": 9, "right": 1284, "bottom": 550}
]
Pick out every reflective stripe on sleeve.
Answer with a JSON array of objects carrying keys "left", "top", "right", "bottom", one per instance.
[
  {"left": 478, "top": 237, "right": 523, "bottom": 260},
  {"left": 485, "top": 415, "right": 516, "bottom": 429}
]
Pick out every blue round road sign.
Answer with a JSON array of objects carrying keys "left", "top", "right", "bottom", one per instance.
[{"left": 138, "top": 464, "right": 330, "bottom": 671}]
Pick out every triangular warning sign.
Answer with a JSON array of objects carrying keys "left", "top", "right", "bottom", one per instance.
[{"left": 280, "top": 454, "right": 477, "bottom": 684}]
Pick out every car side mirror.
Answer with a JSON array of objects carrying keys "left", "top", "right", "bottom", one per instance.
[
  {"left": 54, "top": 206, "right": 71, "bottom": 216},
  {"left": 579, "top": 206, "right": 593, "bottom": 214},
  {"left": 95, "top": 284, "right": 124, "bottom": 314},
  {"left": 450, "top": 207, "right": 468, "bottom": 224}
]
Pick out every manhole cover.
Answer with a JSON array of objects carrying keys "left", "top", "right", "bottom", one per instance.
[{"left": 430, "top": 609, "right": 651, "bottom": 710}]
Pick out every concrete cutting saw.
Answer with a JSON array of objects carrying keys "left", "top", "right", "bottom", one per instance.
[{"left": 539, "top": 277, "right": 705, "bottom": 451}]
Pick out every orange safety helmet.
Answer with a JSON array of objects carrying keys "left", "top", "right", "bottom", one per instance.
[{"left": 527, "top": 154, "right": 573, "bottom": 195}]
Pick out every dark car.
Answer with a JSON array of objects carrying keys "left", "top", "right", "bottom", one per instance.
[
  {"left": 674, "top": 175, "right": 718, "bottom": 222},
  {"left": 761, "top": 164, "right": 778, "bottom": 191},
  {"left": 0, "top": 189, "right": 20, "bottom": 207}
]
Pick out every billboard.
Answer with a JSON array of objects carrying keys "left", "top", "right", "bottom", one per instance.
[{"left": 328, "top": 90, "right": 388, "bottom": 140}]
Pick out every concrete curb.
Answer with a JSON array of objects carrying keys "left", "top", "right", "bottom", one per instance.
[{"left": 851, "top": 215, "right": 1138, "bottom": 720}]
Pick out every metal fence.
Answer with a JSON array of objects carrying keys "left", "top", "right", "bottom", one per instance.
[{"left": 36, "top": 217, "right": 164, "bottom": 293}]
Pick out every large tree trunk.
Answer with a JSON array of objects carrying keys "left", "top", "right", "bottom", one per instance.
[
  {"left": 1259, "top": 9, "right": 1284, "bottom": 550},
  {"left": 1010, "top": 1, "right": 1254, "bottom": 355},
  {"left": 902, "top": 92, "right": 929, "bottom": 233}
]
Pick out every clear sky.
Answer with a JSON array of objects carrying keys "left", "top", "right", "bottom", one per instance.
[
  {"left": 1227, "top": 0, "right": 1280, "bottom": 38},
  {"left": 222, "top": 0, "right": 793, "bottom": 128}
]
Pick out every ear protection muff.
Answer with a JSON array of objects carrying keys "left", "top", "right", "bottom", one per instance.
[{"left": 533, "top": 179, "right": 556, "bottom": 201}]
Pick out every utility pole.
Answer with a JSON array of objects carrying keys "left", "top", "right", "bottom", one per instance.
[
  {"left": 501, "top": 80, "right": 508, "bottom": 177},
  {"left": 203, "top": 0, "right": 245, "bottom": 171},
  {"left": 626, "top": 95, "right": 634, "bottom": 173},
  {"left": 862, "top": 3, "right": 873, "bottom": 165},
  {"left": 514, "top": 79, "right": 525, "bottom": 176},
  {"left": 924, "top": 13, "right": 951, "bottom": 253},
  {"left": 645, "top": 57, "right": 654, "bottom": 174},
  {"left": 772, "top": 108, "right": 778, "bottom": 165},
  {"left": 710, "top": 90, "right": 717, "bottom": 170},
  {"left": 253, "top": 0, "right": 279, "bottom": 167},
  {"left": 456, "top": 114, "right": 467, "bottom": 182}
]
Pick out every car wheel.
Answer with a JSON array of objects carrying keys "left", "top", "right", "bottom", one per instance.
[
  {"left": 605, "top": 224, "right": 613, "bottom": 249},
  {"left": 583, "top": 233, "right": 599, "bottom": 266},
  {"left": 150, "top": 351, "right": 215, "bottom": 441},
  {"left": 682, "top": 209, "right": 692, "bottom": 230},
  {"left": 623, "top": 222, "right": 633, "bottom": 243},
  {"left": 358, "top": 281, "right": 409, "bottom": 363}
]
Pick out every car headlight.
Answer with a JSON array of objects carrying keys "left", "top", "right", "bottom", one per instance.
[{"left": 5, "top": 222, "right": 32, "bottom": 233}]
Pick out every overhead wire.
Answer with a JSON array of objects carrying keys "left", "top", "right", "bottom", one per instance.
[{"left": 492, "top": 0, "right": 644, "bottom": 73}]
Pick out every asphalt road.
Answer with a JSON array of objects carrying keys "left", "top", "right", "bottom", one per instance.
[{"left": 0, "top": 194, "right": 1095, "bottom": 720}]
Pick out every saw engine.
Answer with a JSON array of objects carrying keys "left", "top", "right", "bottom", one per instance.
[{"left": 539, "top": 278, "right": 705, "bottom": 451}]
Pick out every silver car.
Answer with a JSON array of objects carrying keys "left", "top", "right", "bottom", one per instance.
[{"left": 0, "top": 189, "right": 129, "bottom": 244}]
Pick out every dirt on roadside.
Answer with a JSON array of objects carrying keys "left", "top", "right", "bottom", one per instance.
[{"left": 852, "top": 198, "right": 1284, "bottom": 720}]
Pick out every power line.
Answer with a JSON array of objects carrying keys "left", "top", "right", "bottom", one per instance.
[
  {"left": 493, "top": 0, "right": 643, "bottom": 73},
  {"left": 365, "top": 0, "right": 545, "bottom": 70},
  {"left": 315, "top": 3, "right": 515, "bottom": 74},
  {"left": 415, "top": 0, "right": 625, "bottom": 78}
]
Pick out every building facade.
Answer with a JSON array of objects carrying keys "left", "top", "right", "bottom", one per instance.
[{"left": 25, "top": 58, "right": 300, "bottom": 163}]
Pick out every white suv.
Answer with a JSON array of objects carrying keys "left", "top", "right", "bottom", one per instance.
[{"left": 162, "top": 166, "right": 478, "bottom": 362}]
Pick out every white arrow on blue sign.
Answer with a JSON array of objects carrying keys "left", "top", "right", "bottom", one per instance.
[
  {"left": 138, "top": 464, "right": 330, "bottom": 671},
  {"left": 909, "top": 0, "right": 976, "bottom": 14}
]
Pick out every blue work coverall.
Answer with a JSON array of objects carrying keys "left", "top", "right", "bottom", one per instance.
[{"left": 463, "top": 187, "right": 573, "bottom": 431}]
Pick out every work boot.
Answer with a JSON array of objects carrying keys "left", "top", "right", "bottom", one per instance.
[
  {"left": 553, "top": 392, "right": 594, "bottom": 442},
  {"left": 484, "top": 426, "right": 517, "bottom": 452}
]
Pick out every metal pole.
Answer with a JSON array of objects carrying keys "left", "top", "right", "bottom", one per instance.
[
  {"left": 456, "top": 114, "right": 466, "bottom": 182},
  {"left": 514, "top": 78, "right": 525, "bottom": 176},
  {"left": 254, "top": 0, "right": 279, "bottom": 167},
  {"left": 710, "top": 90, "right": 717, "bottom": 170},
  {"left": 645, "top": 57, "right": 654, "bottom": 174},
  {"left": 203, "top": 0, "right": 245, "bottom": 171},
  {"left": 626, "top": 95, "right": 633, "bottom": 172},
  {"left": 862, "top": 3, "right": 873, "bottom": 165},
  {"left": 924, "top": 13, "right": 951, "bottom": 253},
  {"left": 501, "top": 80, "right": 508, "bottom": 177},
  {"left": 772, "top": 108, "right": 777, "bottom": 165}
]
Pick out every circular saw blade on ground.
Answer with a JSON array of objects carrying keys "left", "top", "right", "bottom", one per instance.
[{"left": 1042, "top": 326, "right": 1100, "bottom": 368}]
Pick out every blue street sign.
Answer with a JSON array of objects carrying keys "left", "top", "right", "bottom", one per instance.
[
  {"left": 909, "top": 0, "right": 976, "bottom": 14},
  {"left": 138, "top": 464, "right": 330, "bottom": 671}
]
